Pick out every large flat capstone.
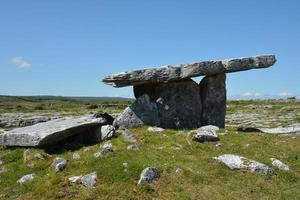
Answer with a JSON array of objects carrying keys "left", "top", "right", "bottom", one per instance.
[
  {"left": 103, "top": 55, "right": 276, "bottom": 87},
  {"left": 0, "top": 115, "right": 107, "bottom": 147}
]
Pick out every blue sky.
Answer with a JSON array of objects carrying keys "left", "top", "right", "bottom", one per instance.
[{"left": 0, "top": 0, "right": 299, "bottom": 98}]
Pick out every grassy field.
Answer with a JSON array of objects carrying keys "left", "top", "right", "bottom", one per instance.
[{"left": 0, "top": 96, "right": 299, "bottom": 199}]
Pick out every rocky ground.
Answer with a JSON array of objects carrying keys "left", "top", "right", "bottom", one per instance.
[{"left": 0, "top": 99, "right": 299, "bottom": 200}]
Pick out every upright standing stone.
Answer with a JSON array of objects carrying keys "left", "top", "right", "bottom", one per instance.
[
  {"left": 199, "top": 74, "right": 226, "bottom": 128},
  {"left": 134, "top": 79, "right": 201, "bottom": 129}
]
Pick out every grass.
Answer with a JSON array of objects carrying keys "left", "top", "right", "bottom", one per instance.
[{"left": 0, "top": 97, "right": 299, "bottom": 199}]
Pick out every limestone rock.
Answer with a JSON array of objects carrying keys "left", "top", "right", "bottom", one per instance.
[
  {"left": 147, "top": 127, "right": 165, "bottom": 132},
  {"left": 134, "top": 79, "right": 202, "bottom": 129},
  {"left": 68, "top": 176, "right": 82, "bottom": 183},
  {"left": 127, "top": 144, "right": 139, "bottom": 151},
  {"left": 238, "top": 124, "right": 300, "bottom": 135},
  {"left": 33, "top": 153, "right": 45, "bottom": 160},
  {"left": 94, "top": 143, "right": 113, "bottom": 158},
  {"left": 52, "top": 157, "right": 67, "bottom": 172},
  {"left": 138, "top": 167, "right": 160, "bottom": 184},
  {"left": 213, "top": 154, "right": 272, "bottom": 174},
  {"left": 120, "top": 129, "right": 137, "bottom": 143},
  {"left": 270, "top": 158, "right": 289, "bottom": 170},
  {"left": 81, "top": 172, "right": 97, "bottom": 188},
  {"left": 100, "top": 125, "right": 116, "bottom": 140},
  {"left": 193, "top": 125, "right": 219, "bottom": 142},
  {"left": 113, "top": 95, "right": 160, "bottom": 129},
  {"left": 200, "top": 74, "right": 226, "bottom": 128},
  {"left": 0, "top": 115, "right": 106, "bottom": 147},
  {"left": 103, "top": 55, "right": 276, "bottom": 87},
  {"left": 17, "top": 173, "right": 35, "bottom": 184},
  {"left": 93, "top": 112, "right": 114, "bottom": 125}
]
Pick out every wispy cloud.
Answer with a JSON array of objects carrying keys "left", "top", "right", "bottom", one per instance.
[
  {"left": 279, "top": 92, "right": 293, "bottom": 97},
  {"left": 242, "top": 92, "right": 252, "bottom": 97},
  {"left": 11, "top": 56, "right": 32, "bottom": 68}
]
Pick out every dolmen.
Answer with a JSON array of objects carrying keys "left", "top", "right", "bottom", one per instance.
[{"left": 103, "top": 55, "right": 276, "bottom": 129}]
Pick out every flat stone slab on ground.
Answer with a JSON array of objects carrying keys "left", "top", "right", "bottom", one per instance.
[
  {"left": 103, "top": 55, "right": 276, "bottom": 87},
  {"left": 238, "top": 124, "right": 300, "bottom": 135},
  {"left": 0, "top": 115, "right": 106, "bottom": 147}
]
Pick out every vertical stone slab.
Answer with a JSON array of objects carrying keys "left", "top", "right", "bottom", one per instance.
[
  {"left": 199, "top": 74, "right": 226, "bottom": 128},
  {"left": 134, "top": 79, "right": 202, "bottom": 129}
]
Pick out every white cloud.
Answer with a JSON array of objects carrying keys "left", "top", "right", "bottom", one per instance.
[
  {"left": 279, "top": 92, "right": 292, "bottom": 97},
  {"left": 242, "top": 92, "right": 252, "bottom": 97},
  {"left": 11, "top": 56, "right": 32, "bottom": 68},
  {"left": 254, "top": 93, "right": 262, "bottom": 97}
]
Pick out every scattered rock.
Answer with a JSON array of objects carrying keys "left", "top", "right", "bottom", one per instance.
[
  {"left": 0, "top": 166, "right": 8, "bottom": 174},
  {"left": 72, "top": 152, "right": 80, "bottom": 160},
  {"left": 81, "top": 172, "right": 97, "bottom": 188},
  {"left": 0, "top": 115, "right": 106, "bottom": 147},
  {"left": 52, "top": 157, "right": 67, "bottom": 172},
  {"left": 99, "top": 125, "right": 116, "bottom": 140},
  {"left": 23, "top": 149, "right": 31, "bottom": 162},
  {"left": 193, "top": 125, "right": 219, "bottom": 142},
  {"left": 123, "top": 162, "right": 128, "bottom": 172},
  {"left": 175, "top": 168, "right": 183, "bottom": 173},
  {"left": 17, "top": 173, "right": 35, "bottom": 184},
  {"left": 113, "top": 95, "right": 160, "bottom": 129},
  {"left": 127, "top": 144, "right": 139, "bottom": 151},
  {"left": 200, "top": 74, "right": 226, "bottom": 128},
  {"left": 33, "top": 153, "right": 45, "bottom": 160},
  {"left": 120, "top": 129, "right": 137, "bottom": 143},
  {"left": 94, "top": 143, "right": 114, "bottom": 158},
  {"left": 138, "top": 167, "right": 160, "bottom": 184},
  {"left": 147, "top": 127, "right": 165, "bottom": 132},
  {"left": 68, "top": 176, "right": 82, "bottom": 183},
  {"left": 0, "top": 160, "right": 3, "bottom": 165},
  {"left": 270, "top": 158, "right": 289, "bottom": 171},
  {"left": 213, "top": 154, "right": 272, "bottom": 174}
]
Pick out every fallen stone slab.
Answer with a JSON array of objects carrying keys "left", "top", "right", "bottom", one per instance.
[
  {"left": 237, "top": 124, "right": 300, "bottom": 135},
  {"left": 0, "top": 115, "right": 107, "bottom": 147},
  {"left": 138, "top": 167, "right": 160, "bottom": 184},
  {"left": 270, "top": 158, "right": 289, "bottom": 171},
  {"left": 213, "top": 154, "right": 272, "bottom": 174},
  {"left": 103, "top": 55, "right": 276, "bottom": 87}
]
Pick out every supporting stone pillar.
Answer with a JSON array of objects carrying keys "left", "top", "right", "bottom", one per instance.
[
  {"left": 199, "top": 74, "right": 226, "bottom": 128},
  {"left": 134, "top": 79, "right": 202, "bottom": 129}
]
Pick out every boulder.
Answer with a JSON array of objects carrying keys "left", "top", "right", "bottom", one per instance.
[
  {"left": 0, "top": 115, "right": 106, "bottom": 147},
  {"left": 113, "top": 95, "right": 160, "bottom": 129},
  {"left": 213, "top": 154, "right": 272, "bottom": 174},
  {"left": 17, "top": 173, "right": 35, "bottom": 184},
  {"left": 200, "top": 74, "right": 226, "bottom": 128},
  {"left": 134, "top": 79, "right": 202, "bottom": 129},
  {"left": 52, "top": 157, "right": 67, "bottom": 172},
  {"left": 138, "top": 167, "right": 160, "bottom": 184},
  {"left": 103, "top": 55, "right": 276, "bottom": 87}
]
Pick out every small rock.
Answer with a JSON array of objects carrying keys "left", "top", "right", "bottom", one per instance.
[
  {"left": 23, "top": 149, "right": 31, "bottom": 162},
  {"left": 81, "top": 172, "right": 97, "bottom": 188},
  {"left": 100, "top": 125, "right": 116, "bottom": 140},
  {"left": 94, "top": 143, "right": 113, "bottom": 158},
  {"left": 68, "top": 176, "right": 82, "bottom": 183},
  {"left": 33, "top": 153, "right": 45, "bottom": 160},
  {"left": 175, "top": 168, "right": 183, "bottom": 173},
  {"left": 72, "top": 152, "right": 80, "bottom": 160},
  {"left": 17, "top": 173, "right": 35, "bottom": 184},
  {"left": 0, "top": 166, "right": 8, "bottom": 174},
  {"left": 127, "top": 144, "right": 139, "bottom": 151},
  {"left": 147, "top": 127, "right": 165, "bottom": 133},
  {"left": 215, "top": 143, "right": 222, "bottom": 147},
  {"left": 121, "top": 129, "right": 137, "bottom": 143},
  {"left": 52, "top": 157, "right": 67, "bottom": 172},
  {"left": 0, "top": 160, "right": 3, "bottom": 165},
  {"left": 123, "top": 162, "right": 128, "bottom": 172},
  {"left": 26, "top": 163, "right": 35, "bottom": 168},
  {"left": 213, "top": 154, "right": 272, "bottom": 174},
  {"left": 138, "top": 167, "right": 160, "bottom": 184},
  {"left": 193, "top": 125, "right": 219, "bottom": 143},
  {"left": 270, "top": 158, "right": 289, "bottom": 171}
]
